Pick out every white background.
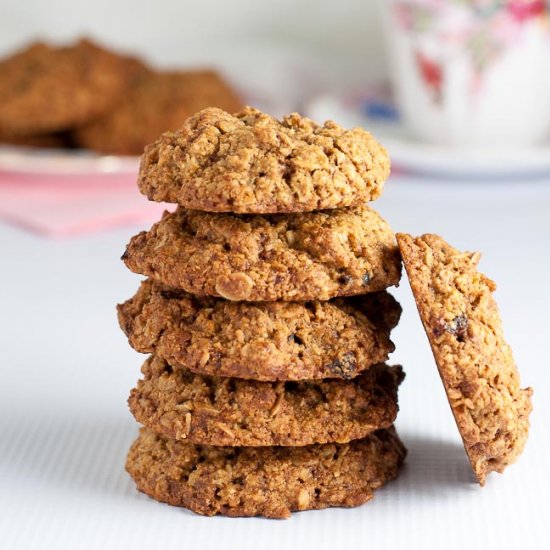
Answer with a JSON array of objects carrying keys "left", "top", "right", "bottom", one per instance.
[
  {"left": 0, "top": 0, "right": 387, "bottom": 85},
  {"left": 0, "top": 2, "right": 549, "bottom": 548},
  {"left": 1, "top": 176, "right": 548, "bottom": 550}
]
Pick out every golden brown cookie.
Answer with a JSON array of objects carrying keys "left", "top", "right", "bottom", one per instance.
[
  {"left": 397, "top": 233, "right": 533, "bottom": 485},
  {"left": 0, "top": 39, "right": 147, "bottom": 136},
  {"left": 122, "top": 206, "right": 402, "bottom": 302},
  {"left": 129, "top": 355, "right": 404, "bottom": 446},
  {"left": 74, "top": 70, "right": 243, "bottom": 155},
  {"left": 137, "top": 107, "right": 390, "bottom": 213},
  {"left": 126, "top": 426, "right": 406, "bottom": 518},
  {"left": 117, "top": 279, "right": 400, "bottom": 381}
]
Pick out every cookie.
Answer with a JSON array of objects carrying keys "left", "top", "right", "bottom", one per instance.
[
  {"left": 129, "top": 355, "right": 404, "bottom": 446},
  {"left": 74, "top": 70, "right": 243, "bottom": 156},
  {"left": 0, "top": 39, "right": 146, "bottom": 135},
  {"left": 126, "top": 426, "right": 406, "bottom": 518},
  {"left": 137, "top": 106, "right": 390, "bottom": 213},
  {"left": 397, "top": 233, "right": 533, "bottom": 485},
  {"left": 118, "top": 279, "right": 400, "bottom": 381},
  {"left": 122, "top": 206, "right": 402, "bottom": 302}
]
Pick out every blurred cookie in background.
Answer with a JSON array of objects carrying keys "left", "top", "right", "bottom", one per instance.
[
  {"left": 0, "top": 38, "right": 243, "bottom": 156},
  {"left": 74, "top": 70, "right": 243, "bottom": 156},
  {"left": 0, "top": 38, "right": 148, "bottom": 137}
]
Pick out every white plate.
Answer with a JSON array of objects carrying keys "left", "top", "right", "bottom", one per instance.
[
  {"left": 306, "top": 92, "right": 550, "bottom": 179},
  {"left": 0, "top": 145, "right": 140, "bottom": 175}
]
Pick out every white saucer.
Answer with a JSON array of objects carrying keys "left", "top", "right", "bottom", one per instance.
[
  {"left": 0, "top": 145, "right": 140, "bottom": 176},
  {"left": 306, "top": 93, "right": 550, "bottom": 179}
]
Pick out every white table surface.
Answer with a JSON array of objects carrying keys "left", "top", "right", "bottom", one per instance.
[{"left": 1, "top": 175, "right": 548, "bottom": 550}]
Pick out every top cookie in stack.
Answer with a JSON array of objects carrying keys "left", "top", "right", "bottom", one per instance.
[
  {"left": 123, "top": 107, "right": 401, "bottom": 302},
  {"left": 137, "top": 107, "right": 390, "bottom": 213},
  {"left": 121, "top": 106, "right": 405, "bottom": 518}
]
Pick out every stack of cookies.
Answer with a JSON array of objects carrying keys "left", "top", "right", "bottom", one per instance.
[{"left": 118, "top": 107, "right": 406, "bottom": 518}]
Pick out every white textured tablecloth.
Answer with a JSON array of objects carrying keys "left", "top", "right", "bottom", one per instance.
[{"left": 1, "top": 176, "right": 548, "bottom": 550}]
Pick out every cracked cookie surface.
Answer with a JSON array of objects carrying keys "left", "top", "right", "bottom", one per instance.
[
  {"left": 126, "top": 426, "right": 406, "bottom": 518},
  {"left": 118, "top": 279, "right": 400, "bottom": 380},
  {"left": 129, "top": 355, "right": 404, "bottom": 446},
  {"left": 397, "top": 233, "right": 533, "bottom": 485},
  {"left": 137, "top": 107, "right": 390, "bottom": 213},
  {"left": 122, "top": 206, "right": 401, "bottom": 302}
]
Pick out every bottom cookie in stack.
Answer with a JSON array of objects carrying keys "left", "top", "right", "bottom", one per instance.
[
  {"left": 125, "top": 355, "right": 406, "bottom": 518},
  {"left": 126, "top": 426, "right": 406, "bottom": 519}
]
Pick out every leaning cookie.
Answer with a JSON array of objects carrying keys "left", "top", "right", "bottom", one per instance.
[
  {"left": 129, "top": 355, "right": 404, "bottom": 447},
  {"left": 0, "top": 39, "right": 147, "bottom": 136},
  {"left": 397, "top": 233, "right": 533, "bottom": 485},
  {"left": 117, "top": 279, "right": 400, "bottom": 381},
  {"left": 126, "top": 426, "right": 406, "bottom": 518},
  {"left": 122, "top": 206, "right": 401, "bottom": 302},
  {"left": 138, "top": 107, "right": 390, "bottom": 213},
  {"left": 74, "top": 70, "right": 243, "bottom": 155}
]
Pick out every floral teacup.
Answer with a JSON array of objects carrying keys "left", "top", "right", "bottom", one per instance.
[{"left": 380, "top": 0, "right": 550, "bottom": 147}]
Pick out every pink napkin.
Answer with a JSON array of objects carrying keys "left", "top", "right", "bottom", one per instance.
[{"left": 0, "top": 170, "right": 170, "bottom": 237}]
